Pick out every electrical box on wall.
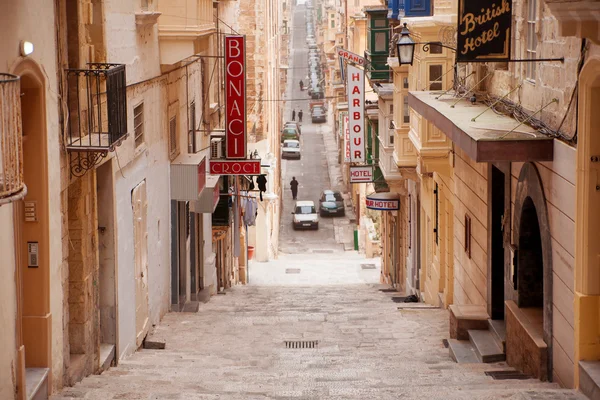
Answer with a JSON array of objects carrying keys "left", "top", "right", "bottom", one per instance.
[{"left": 28, "top": 242, "right": 39, "bottom": 268}]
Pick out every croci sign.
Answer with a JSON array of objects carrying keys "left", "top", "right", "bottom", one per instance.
[
  {"left": 209, "top": 160, "right": 261, "bottom": 175},
  {"left": 225, "top": 35, "right": 247, "bottom": 159},
  {"left": 457, "top": 0, "right": 512, "bottom": 62}
]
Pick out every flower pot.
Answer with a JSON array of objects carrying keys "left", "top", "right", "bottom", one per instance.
[{"left": 247, "top": 245, "right": 255, "bottom": 260}]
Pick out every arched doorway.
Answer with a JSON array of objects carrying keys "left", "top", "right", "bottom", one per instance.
[
  {"left": 12, "top": 59, "right": 52, "bottom": 395},
  {"left": 575, "top": 56, "right": 600, "bottom": 386},
  {"left": 510, "top": 162, "right": 553, "bottom": 381},
  {"left": 517, "top": 197, "right": 544, "bottom": 308}
]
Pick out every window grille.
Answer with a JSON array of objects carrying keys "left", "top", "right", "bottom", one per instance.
[
  {"left": 134, "top": 102, "right": 144, "bottom": 148},
  {"left": 169, "top": 117, "right": 178, "bottom": 158},
  {"left": 526, "top": 0, "right": 538, "bottom": 81}
]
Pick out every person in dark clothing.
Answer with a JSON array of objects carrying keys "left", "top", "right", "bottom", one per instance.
[
  {"left": 256, "top": 174, "right": 267, "bottom": 201},
  {"left": 299, "top": 80, "right": 304, "bottom": 91},
  {"left": 298, "top": 109, "right": 303, "bottom": 122},
  {"left": 291, "top": 109, "right": 296, "bottom": 121},
  {"left": 290, "top": 177, "right": 299, "bottom": 200}
]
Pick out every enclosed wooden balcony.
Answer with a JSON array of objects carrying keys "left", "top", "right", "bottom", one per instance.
[{"left": 0, "top": 73, "right": 26, "bottom": 204}]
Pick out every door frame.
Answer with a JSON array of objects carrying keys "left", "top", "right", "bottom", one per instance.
[{"left": 488, "top": 163, "right": 510, "bottom": 320}]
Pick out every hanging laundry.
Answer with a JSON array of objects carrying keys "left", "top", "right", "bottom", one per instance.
[
  {"left": 248, "top": 177, "right": 255, "bottom": 191},
  {"left": 244, "top": 198, "right": 258, "bottom": 226},
  {"left": 256, "top": 175, "right": 267, "bottom": 201}
]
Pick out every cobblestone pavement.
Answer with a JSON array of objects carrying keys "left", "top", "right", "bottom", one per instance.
[{"left": 51, "top": 283, "right": 584, "bottom": 400}]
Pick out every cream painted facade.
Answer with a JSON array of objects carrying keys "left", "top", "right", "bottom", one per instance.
[
  {"left": 382, "top": 0, "right": 600, "bottom": 391},
  {"left": 0, "top": 0, "right": 245, "bottom": 397}
]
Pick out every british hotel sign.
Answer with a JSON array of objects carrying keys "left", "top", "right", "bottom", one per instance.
[
  {"left": 457, "top": 0, "right": 512, "bottom": 62},
  {"left": 347, "top": 65, "right": 365, "bottom": 163},
  {"left": 225, "top": 36, "right": 247, "bottom": 159}
]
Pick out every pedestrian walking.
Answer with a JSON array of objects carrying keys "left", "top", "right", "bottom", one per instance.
[
  {"left": 298, "top": 109, "right": 303, "bottom": 122},
  {"left": 290, "top": 177, "right": 299, "bottom": 200},
  {"left": 299, "top": 80, "right": 304, "bottom": 91},
  {"left": 292, "top": 108, "right": 296, "bottom": 121}
]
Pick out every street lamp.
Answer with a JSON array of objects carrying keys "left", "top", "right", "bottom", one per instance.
[{"left": 396, "top": 23, "right": 415, "bottom": 66}]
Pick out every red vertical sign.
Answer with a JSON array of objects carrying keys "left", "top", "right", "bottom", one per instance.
[{"left": 225, "top": 36, "right": 247, "bottom": 159}]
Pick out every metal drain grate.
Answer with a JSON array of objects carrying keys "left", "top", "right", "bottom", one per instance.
[
  {"left": 361, "top": 264, "right": 376, "bottom": 270},
  {"left": 313, "top": 249, "right": 334, "bottom": 254},
  {"left": 285, "top": 268, "right": 301, "bottom": 274},
  {"left": 485, "top": 370, "right": 531, "bottom": 380},
  {"left": 285, "top": 340, "right": 319, "bottom": 349},
  {"left": 379, "top": 288, "right": 397, "bottom": 293}
]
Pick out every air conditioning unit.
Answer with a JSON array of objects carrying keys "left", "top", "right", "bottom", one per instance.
[{"left": 210, "top": 137, "right": 223, "bottom": 159}]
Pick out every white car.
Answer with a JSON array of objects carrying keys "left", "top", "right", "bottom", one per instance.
[
  {"left": 292, "top": 200, "right": 319, "bottom": 230},
  {"left": 282, "top": 139, "right": 301, "bottom": 160}
]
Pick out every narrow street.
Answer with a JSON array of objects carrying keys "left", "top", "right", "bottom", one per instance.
[{"left": 50, "top": 4, "right": 584, "bottom": 400}]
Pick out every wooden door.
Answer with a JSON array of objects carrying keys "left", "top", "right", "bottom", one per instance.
[{"left": 132, "top": 180, "right": 149, "bottom": 347}]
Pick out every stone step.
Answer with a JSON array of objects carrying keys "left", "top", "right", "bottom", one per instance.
[
  {"left": 579, "top": 360, "right": 600, "bottom": 400},
  {"left": 448, "top": 339, "right": 479, "bottom": 363},
  {"left": 488, "top": 319, "right": 506, "bottom": 352},
  {"left": 468, "top": 329, "right": 506, "bottom": 363}
]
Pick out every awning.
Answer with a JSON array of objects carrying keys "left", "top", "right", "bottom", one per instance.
[
  {"left": 170, "top": 152, "right": 207, "bottom": 201},
  {"left": 408, "top": 91, "right": 554, "bottom": 162},
  {"left": 366, "top": 192, "right": 400, "bottom": 211},
  {"left": 193, "top": 175, "right": 221, "bottom": 214}
]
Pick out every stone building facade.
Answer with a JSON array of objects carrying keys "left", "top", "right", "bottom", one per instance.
[
  {"left": 0, "top": 0, "right": 269, "bottom": 398},
  {"left": 381, "top": 0, "right": 600, "bottom": 393}
]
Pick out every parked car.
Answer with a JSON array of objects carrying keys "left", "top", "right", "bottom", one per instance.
[
  {"left": 319, "top": 190, "right": 345, "bottom": 216},
  {"left": 284, "top": 121, "right": 301, "bottom": 135},
  {"left": 311, "top": 88, "right": 324, "bottom": 99},
  {"left": 311, "top": 106, "right": 327, "bottom": 123},
  {"left": 281, "top": 127, "right": 300, "bottom": 142},
  {"left": 281, "top": 139, "right": 301, "bottom": 160},
  {"left": 292, "top": 200, "right": 319, "bottom": 230}
]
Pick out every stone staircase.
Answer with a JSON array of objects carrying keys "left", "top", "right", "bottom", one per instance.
[
  {"left": 448, "top": 305, "right": 507, "bottom": 364},
  {"left": 449, "top": 319, "right": 506, "bottom": 363}
]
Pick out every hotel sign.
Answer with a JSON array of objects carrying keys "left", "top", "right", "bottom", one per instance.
[
  {"left": 366, "top": 192, "right": 400, "bottom": 211},
  {"left": 337, "top": 48, "right": 366, "bottom": 66},
  {"left": 225, "top": 36, "right": 247, "bottom": 159},
  {"left": 347, "top": 65, "right": 365, "bottom": 163},
  {"left": 457, "top": 0, "right": 512, "bottom": 62},
  {"left": 350, "top": 165, "right": 373, "bottom": 183},
  {"left": 209, "top": 160, "right": 261, "bottom": 175},
  {"left": 342, "top": 112, "right": 350, "bottom": 162}
]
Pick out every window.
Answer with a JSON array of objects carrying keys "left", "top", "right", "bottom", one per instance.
[
  {"left": 389, "top": 104, "right": 393, "bottom": 114},
  {"left": 403, "top": 95, "right": 410, "bottom": 124},
  {"left": 403, "top": 77, "right": 409, "bottom": 89},
  {"left": 133, "top": 102, "right": 144, "bottom": 148},
  {"left": 464, "top": 214, "right": 472, "bottom": 259},
  {"left": 331, "top": 19, "right": 335, "bottom": 28},
  {"left": 169, "top": 116, "right": 177, "bottom": 157},
  {"left": 374, "top": 32, "right": 387, "bottom": 52},
  {"left": 429, "top": 42, "right": 443, "bottom": 54},
  {"left": 428, "top": 64, "right": 443, "bottom": 90},
  {"left": 526, "top": 0, "right": 538, "bottom": 81}
]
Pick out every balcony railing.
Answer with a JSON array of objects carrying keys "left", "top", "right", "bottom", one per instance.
[
  {"left": 0, "top": 73, "right": 26, "bottom": 204},
  {"left": 66, "top": 63, "right": 127, "bottom": 176}
]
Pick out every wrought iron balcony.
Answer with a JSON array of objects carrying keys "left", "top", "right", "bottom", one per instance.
[
  {"left": 66, "top": 63, "right": 127, "bottom": 176},
  {"left": 0, "top": 73, "right": 26, "bottom": 205}
]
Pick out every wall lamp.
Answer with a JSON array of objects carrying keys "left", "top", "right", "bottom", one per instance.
[
  {"left": 395, "top": 23, "right": 456, "bottom": 66},
  {"left": 20, "top": 41, "right": 34, "bottom": 57}
]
